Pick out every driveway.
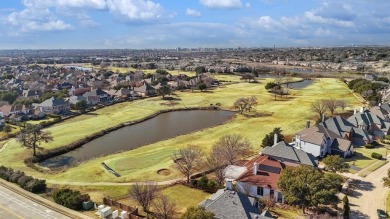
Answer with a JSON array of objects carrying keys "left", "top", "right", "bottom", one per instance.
[
  {"left": 0, "top": 184, "right": 72, "bottom": 219},
  {"left": 343, "top": 161, "right": 390, "bottom": 218}
]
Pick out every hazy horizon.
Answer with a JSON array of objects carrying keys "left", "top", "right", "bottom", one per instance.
[{"left": 1, "top": 0, "right": 390, "bottom": 49}]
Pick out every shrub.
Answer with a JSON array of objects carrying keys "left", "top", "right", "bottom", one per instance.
[
  {"left": 0, "top": 165, "right": 46, "bottom": 194},
  {"left": 207, "top": 180, "right": 216, "bottom": 190},
  {"left": 385, "top": 135, "right": 390, "bottom": 140},
  {"left": 371, "top": 152, "right": 383, "bottom": 159},
  {"left": 364, "top": 144, "right": 374, "bottom": 149},
  {"left": 53, "top": 188, "right": 90, "bottom": 210},
  {"left": 198, "top": 176, "right": 208, "bottom": 189}
]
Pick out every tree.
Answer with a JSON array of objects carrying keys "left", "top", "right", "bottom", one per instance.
[
  {"left": 212, "top": 134, "right": 252, "bottom": 165},
  {"left": 53, "top": 188, "right": 90, "bottom": 210},
  {"left": 323, "top": 99, "right": 338, "bottom": 115},
  {"left": 261, "top": 127, "right": 284, "bottom": 147},
  {"left": 240, "top": 73, "right": 255, "bottom": 82},
  {"left": 233, "top": 96, "right": 258, "bottom": 114},
  {"left": 197, "top": 82, "right": 207, "bottom": 92},
  {"left": 343, "top": 195, "right": 350, "bottom": 219},
  {"left": 195, "top": 66, "right": 206, "bottom": 75},
  {"left": 311, "top": 100, "right": 327, "bottom": 120},
  {"left": 278, "top": 165, "right": 340, "bottom": 213},
  {"left": 152, "top": 195, "right": 178, "bottom": 219},
  {"left": 156, "top": 85, "right": 172, "bottom": 99},
  {"left": 172, "top": 145, "right": 203, "bottom": 184},
  {"left": 206, "top": 152, "right": 227, "bottom": 185},
  {"left": 16, "top": 124, "right": 53, "bottom": 156},
  {"left": 323, "top": 155, "right": 349, "bottom": 172},
  {"left": 383, "top": 169, "right": 390, "bottom": 188},
  {"left": 3, "top": 125, "right": 12, "bottom": 137},
  {"left": 260, "top": 195, "right": 276, "bottom": 211},
  {"left": 75, "top": 100, "right": 88, "bottom": 113},
  {"left": 336, "top": 100, "right": 347, "bottom": 111},
  {"left": 265, "top": 82, "right": 279, "bottom": 90},
  {"left": 129, "top": 182, "right": 159, "bottom": 213},
  {"left": 181, "top": 206, "right": 214, "bottom": 219}
]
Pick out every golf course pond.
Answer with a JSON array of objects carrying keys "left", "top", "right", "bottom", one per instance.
[{"left": 39, "top": 110, "right": 235, "bottom": 168}]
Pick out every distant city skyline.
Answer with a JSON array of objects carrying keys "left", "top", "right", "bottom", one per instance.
[{"left": 0, "top": 0, "right": 389, "bottom": 49}]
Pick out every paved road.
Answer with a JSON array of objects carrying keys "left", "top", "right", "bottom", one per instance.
[
  {"left": 342, "top": 161, "right": 390, "bottom": 219},
  {"left": 0, "top": 184, "right": 72, "bottom": 219}
]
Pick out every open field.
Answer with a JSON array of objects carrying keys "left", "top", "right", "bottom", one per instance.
[{"left": 0, "top": 77, "right": 363, "bottom": 183}]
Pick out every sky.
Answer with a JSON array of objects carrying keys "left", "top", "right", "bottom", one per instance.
[{"left": 0, "top": 0, "right": 389, "bottom": 49}]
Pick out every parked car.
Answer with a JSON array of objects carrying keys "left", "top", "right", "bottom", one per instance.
[{"left": 377, "top": 209, "right": 387, "bottom": 219}]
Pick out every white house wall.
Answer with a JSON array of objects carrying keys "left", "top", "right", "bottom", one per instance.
[{"left": 236, "top": 182, "right": 283, "bottom": 203}]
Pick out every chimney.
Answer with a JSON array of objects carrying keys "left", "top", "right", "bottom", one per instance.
[
  {"left": 253, "top": 163, "right": 258, "bottom": 175},
  {"left": 360, "top": 107, "right": 364, "bottom": 113},
  {"left": 322, "top": 114, "right": 325, "bottom": 122},
  {"left": 354, "top": 108, "right": 357, "bottom": 115},
  {"left": 226, "top": 180, "right": 233, "bottom": 190},
  {"left": 379, "top": 103, "right": 382, "bottom": 107},
  {"left": 306, "top": 120, "right": 310, "bottom": 129},
  {"left": 274, "top": 133, "right": 278, "bottom": 145}
]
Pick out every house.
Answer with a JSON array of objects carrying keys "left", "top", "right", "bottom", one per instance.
[
  {"left": 68, "top": 96, "right": 87, "bottom": 105},
  {"left": 105, "top": 88, "right": 131, "bottom": 100},
  {"left": 33, "top": 97, "right": 70, "bottom": 114},
  {"left": 133, "top": 82, "right": 156, "bottom": 97},
  {"left": 0, "top": 112, "right": 5, "bottom": 126},
  {"left": 348, "top": 111, "right": 390, "bottom": 139},
  {"left": 261, "top": 141, "right": 318, "bottom": 167},
  {"left": 0, "top": 104, "right": 31, "bottom": 117},
  {"left": 199, "top": 189, "right": 272, "bottom": 219},
  {"left": 83, "top": 89, "right": 110, "bottom": 104},
  {"left": 224, "top": 154, "right": 286, "bottom": 204},
  {"left": 22, "top": 89, "right": 41, "bottom": 99}
]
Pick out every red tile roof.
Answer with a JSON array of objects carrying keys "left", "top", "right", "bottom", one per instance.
[{"left": 237, "top": 155, "right": 286, "bottom": 190}]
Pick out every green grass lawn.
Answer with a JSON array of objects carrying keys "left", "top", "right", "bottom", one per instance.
[
  {"left": 345, "top": 146, "right": 388, "bottom": 170},
  {"left": 161, "top": 185, "right": 211, "bottom": 213},
  {"left": 0, "top": 78, "right": 363, "bottom": 183},
  {"left": 387, "top": 192, "right": 390, "bottom": 216},
  {"left": 358, "top": 160, "right": 389, "bottom": 177}
]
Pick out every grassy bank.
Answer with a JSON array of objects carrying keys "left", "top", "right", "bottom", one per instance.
[{"left": 0, "top": 78, "right": 362, "bottom": 183}]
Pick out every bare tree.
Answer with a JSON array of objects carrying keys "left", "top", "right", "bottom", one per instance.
[
  {"left": 17, "top": 124, "right": 53, "bottom": 156},
  {"left": 152, "top": 195, "right": 178, "bottom": 219},
  {"left": 311, "top": 100, "right": 327, "bottom": 120},
  {"left": 206, "top": 152, "right": 227, "bottom": 185},
  {"left": 233, "top": 96, "right": 258, "bottom": 114},
  {"left": 171, "top": 145, "right": 203, "bottom": 184},
  {"left": 260, "top": 195, "right": 276, "bottom": 211},
  {"left": 336, "top": 99, "right": 347, "bottom": 111},
  {"left": 283, "top": 76, "right": 294, "bottom": 88},
  {"left": 323, "top": 99, "right": 338, "bottom": 115},
  {"left": 129, "top": 182, "right": 159, "bottom": 213},
  {"left": 212, "top": 134, "right": 252, "bottom": 165}
]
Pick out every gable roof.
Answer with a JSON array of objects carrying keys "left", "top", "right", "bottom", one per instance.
[
  {"left": 319, "top": 116, "right": 354, "bottom": 139},
  {"left": 34, "top": 97, "right": 68, "bottom": 107},
  {"left": 237, "top": 155, "right": 285, "bottom": 190},
  {"left": 200, "top": 189, "right": 265, "bottom": 219},
  {"left": 261, "top": 141, "right": 318, "bottom": 167},
  {"left": 331, "top": 138, "right": 352, "bottom": 152}
]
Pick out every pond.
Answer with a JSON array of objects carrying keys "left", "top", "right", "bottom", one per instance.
[
  {"left": 282, "top": 79, "right": 313, "bottom": 89},
  {"left": 39, "top": 110, "right": 235, "bottom": 168}
]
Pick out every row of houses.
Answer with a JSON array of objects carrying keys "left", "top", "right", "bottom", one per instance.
[{"left": 200, "top": 103, "right": 390, "bottom": 218}]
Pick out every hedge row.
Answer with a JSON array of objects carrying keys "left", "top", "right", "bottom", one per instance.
[
  {"left": 371, "top": 152, "right": 383, "bottom": 159},
  {"left": 0, "top": 165, "right": 46, "bottom": 193},
  {"left": 53, "top": 188, "right": 90, "bottom": 210}
]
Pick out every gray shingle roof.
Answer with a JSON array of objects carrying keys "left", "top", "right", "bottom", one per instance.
[
  {"left": 200, "top": 189, "right": 270, "bottom": 219},
  {"left": 261, "top": 141, "right": 318, "bottom": 167},
  {"left": 35, "top": 97, "right": 68, "bottom": 107}
]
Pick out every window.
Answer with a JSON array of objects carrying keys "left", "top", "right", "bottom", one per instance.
[
  {"left": 270, "top": 189, "right": 274, "bottom": 198},
  {"left": 257, "top": 187, "right": 264, "bottom": 196}
]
